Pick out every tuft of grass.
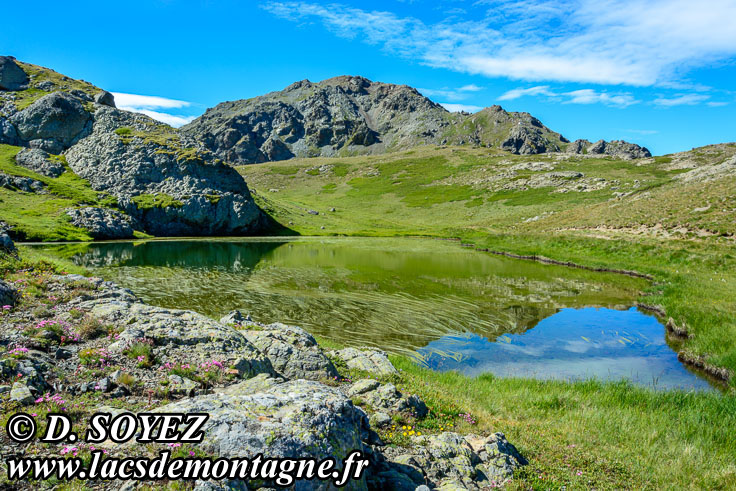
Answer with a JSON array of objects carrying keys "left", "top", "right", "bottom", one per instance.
[{"left": 131, "top": 193, "right": 184, "bottom": 210}]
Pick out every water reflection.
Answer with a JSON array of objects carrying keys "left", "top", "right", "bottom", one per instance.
[{"left": 30, "top": 238, "right": 717, "bottom": 390}]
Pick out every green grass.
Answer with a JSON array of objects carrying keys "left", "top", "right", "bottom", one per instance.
[
  {"left": 131, "top": 193, "right": 184, "bottom": 209},
  {"left": 389, "top": 356, "right": 736, "bottom": 489},
  {"left": 0, "top": 144, "right": 128, "bottom": 241},
  {"left": 239, "top": 144, "right": 736, "bottom": 383}
]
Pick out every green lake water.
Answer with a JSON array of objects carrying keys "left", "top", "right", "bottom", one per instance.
[{"left": 31, "top": 237, "right": 717, "bottom": 391}]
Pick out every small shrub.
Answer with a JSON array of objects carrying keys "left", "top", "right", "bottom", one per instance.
[
  {"left": 76, "top": 316, "right": 106, "bottom": 340},
  {"left": 123, "top": 339, "right": 155, "bottom": 368},
  {"left": 115, "top": 127, "right": 133, "bottom": 136},
  {"left": 116, "top": 372, "right": 137, "bottom": 388},
  {"left": 79, "top": 348, "right": 109, "bottom": 367},
  {"left": 68, "top": 308, "right": 84, "bottom": 320}
]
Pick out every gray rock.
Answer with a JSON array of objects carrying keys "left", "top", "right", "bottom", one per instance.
[
  {"left": 0, "top": 222, "right": 15, "bottom": 253},
  {"left": 168, "top": 374, "right": 198, "bottom": 395},
  {"left": 0, "top": 385, "right": 10, "bottom": 394},
  {"left": 149, "top": 379, "right": 369, "bottom": 489},
  {"left": 0, "top": 172, "right": 46, "bottom": 193},
  {"left": 0, "top": 56, "right": 28, "bottom": 90},
  {"left": 95, "top": 377, "right": 114, "bottom": 392},
  {"left": 14, "top": 148, "right": 65, "bottom": 178},
  {"left": 351, "top": 380, "right": 428, "bottom": 418},
  {"left": 370, "top": 412, "right": 392, "bottom": 428},
  {"left": 10, "top": 92, "right": 92, "bottom": 149},
  {"left": 10, "top": 383, "right": 35, "bottom": 405},
  {"left": 64, "top": 106, "right": 264, "bottom": 236},
  {"left": 242, "top": 322, "right": 339, "bottom": 381},
  {"left": 78, "top": 288, "right": 274, "bottom": 377},
  {"left": 0, "top": 279, "right": 19, "bottom": 306},
  {"left": 36, "top": 80, "right": 55, "bottom": 91},
  {"left": 54, "top": 348, "right": 72, "bottom": 360},
  {"left": 215, "top": 373, "right": 286, "bottom": 395},
  {"left": 94, "top": 90, "right": 116, "bottom": 107},
  {"left": 567, "top": 138, "right": 651, "bottom": 160},
  {"left": 219, "top": 310, "right": 252, "bottom": 325},
  {"left": 65, "top": 207, "right": 135, "bottom": 239},
  {"left": 331, "top": 347, "right": 398, "bottom": 376}
]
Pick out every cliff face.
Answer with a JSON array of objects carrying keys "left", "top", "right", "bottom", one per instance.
[
  {"left": 0, "top": 56, "right": 264, "bottom": 239},
  {"left": 182, "top": 75, "right": 650, "bottom": 164}
]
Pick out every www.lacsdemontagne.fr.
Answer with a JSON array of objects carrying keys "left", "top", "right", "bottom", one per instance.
[{"left": 6, "top": 450, "right": 370, "bottom": 486}]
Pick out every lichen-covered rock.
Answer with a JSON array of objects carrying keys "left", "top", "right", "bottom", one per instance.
[
  {"left": 10, "top": 382, "right": 34, "bottom": 405},
  {"left": 65, "top": 206, "right": 135, "bottom": 239},
  {"left": 74, "top": 284, "right": 273, "bottom": 377},
  {"left": 152, "top": 379, "right": 370, "bottom": 490},
  {"left": 10, "top": 92, "right": 92, "bottom": 150},
  {"left": 373, "top": 432, "right": 525, "bottom": 490},
  {"left": 64, "top": 106, "right": 264, "bottom": 236},
  {"left": 348, "top": 379, "right": 428, "bottom": 418},
  {"left": 14, "top": 148, "right": 65, "bottom": 178},
  {"left": 0, "top": 56, "right": 28, "bottom": 91},
  {"left": 219, "top": 309, "right": 252, "bottom": 325},
  {"left": 331, "top": 347, "right": 398, "bottom": 376},
  {"left": 215, "top": 373, "right": 286, "bottom": 395},
  {"left": 241, "top": 322, "right": 339, "bottom": 381}
]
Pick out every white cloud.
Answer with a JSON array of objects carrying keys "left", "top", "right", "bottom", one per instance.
[
  {"left": 498, "top": 85, "right": 637, "bottom": 107},
  {"left": 112, "top": 92, "right": 195, "bottom": 127},
  {"left": 498, "top": 85, "right": 555, "bottom": 101},
  {"left": 440, "top": 103, "right": 483, "bottom": 113},
  {"left": 652, "top": 94, "right": 710, "bottom": 107},
  {"left": 264, "top": 1, "right": 736, "bottom": 87},
  {"left": 417, "top": 84, "right": 484, "bottom": 101},
  {"left": 563, "top": 89, "right": 639, "bottom": 107},
  {"left": 707, "top": 101, "right": 729, "bottom": 107}
]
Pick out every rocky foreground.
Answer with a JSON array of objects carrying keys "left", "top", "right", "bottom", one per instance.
[{"left": 0, "top": 265, "right": 525, "bottom": 490}]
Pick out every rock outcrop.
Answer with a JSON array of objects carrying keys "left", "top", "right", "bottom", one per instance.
[
  {"left": 238, "top": 321, "right": 339, "bottom": 381},
  {"left": 94, "top": 90, "right": 115, "bottom": 107},
  {"left": 331, "top": 347, "right": 398, "bottom": 376},
  {"left": 14, "top": 148, "right": 65, "bottom": 178},
  {"left": 182, "top": 77, "right": 572, "bottom": 162},
  {"left": 567, "top": 138, "right": 651, "bottom": 160},
  {"left": 0, "top": 279, "right": 18, "bottom": 306},
  {"left": 64, "top": 106, "right": 264, "bottom": 236},
  {"left": 9, "top": 92, "right": 92, "bottom": 153},
  {"left": 0, "top": 56, "right": 28, "bottom": 90},
  {"left": 65, "top": 207, "right": 135, "bottom": 240}
]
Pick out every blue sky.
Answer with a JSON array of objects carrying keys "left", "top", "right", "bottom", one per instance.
[{"left": 2, "top": 0, "right": 735, "bottom": 155}]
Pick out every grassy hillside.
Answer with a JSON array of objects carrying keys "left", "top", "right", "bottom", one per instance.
[
  {"left": 0, "top": 144, "right": 122, "bottom": 241},
  {"left": 238, "top": 143, "right": 736, "bottom": 382}
]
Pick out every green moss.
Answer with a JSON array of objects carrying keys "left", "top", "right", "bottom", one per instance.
[{"left": 131, "top": 193, "right": 184, "bottom": 210}]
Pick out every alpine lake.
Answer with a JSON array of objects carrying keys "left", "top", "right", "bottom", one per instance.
[{"left": 30, "top": 237, "right": 720, "bottom": 392}]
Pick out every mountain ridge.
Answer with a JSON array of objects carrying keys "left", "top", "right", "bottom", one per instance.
[{"left": 182, "top": 75, "right": 651, "bottom": 164}]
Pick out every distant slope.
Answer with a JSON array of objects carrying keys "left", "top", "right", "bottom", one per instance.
[
  {"left": 237, "top": 143, "right": 735, "bottom": 240},
  {"left": 182, "top": 76, "right": 650, "bottom": 164}
]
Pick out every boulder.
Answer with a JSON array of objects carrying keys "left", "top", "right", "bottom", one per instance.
[
  {"left": 0, "top": 56, "right": 28, "bottom": 90},
  {"left": 241, "top": 322, "right": 339, "bottom": 381},
  {"left": 0, "top": 222, "right": 16, "bottom": 253},
  {"left": 94, "top": 90, "right": 116, "bottom": 107},
  {"left": 0, "top": 172, "right": 45, "bottom": 193},
  {"left": 374, "top": 432, "right": 525, "bottom": 490},
  {"left": 348, "top": 379, "right": 428, "bottom": 418},
  {"left": 0, "top": 279, "right": 19, "bottom": 306},
  {"left": 65, "top": 207, "right": 135, "bottom": 239},
  {"left": 331, "top": 347, "right": 398, "bottom": 376},
  {"left": 10, "top": 92, "right": 92, "bottom": 149},
  {"left": 151, "top": 379, "right": 369, "bottom": 490},
  {"left": 77, "top": 286, "right": 274, "bottom": 378},
  {"left": 14, "top": 148, "right": 66, "bottom": 178},
  {"left": 10, "top": 383, "right": 35, "bottom": 405}
]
